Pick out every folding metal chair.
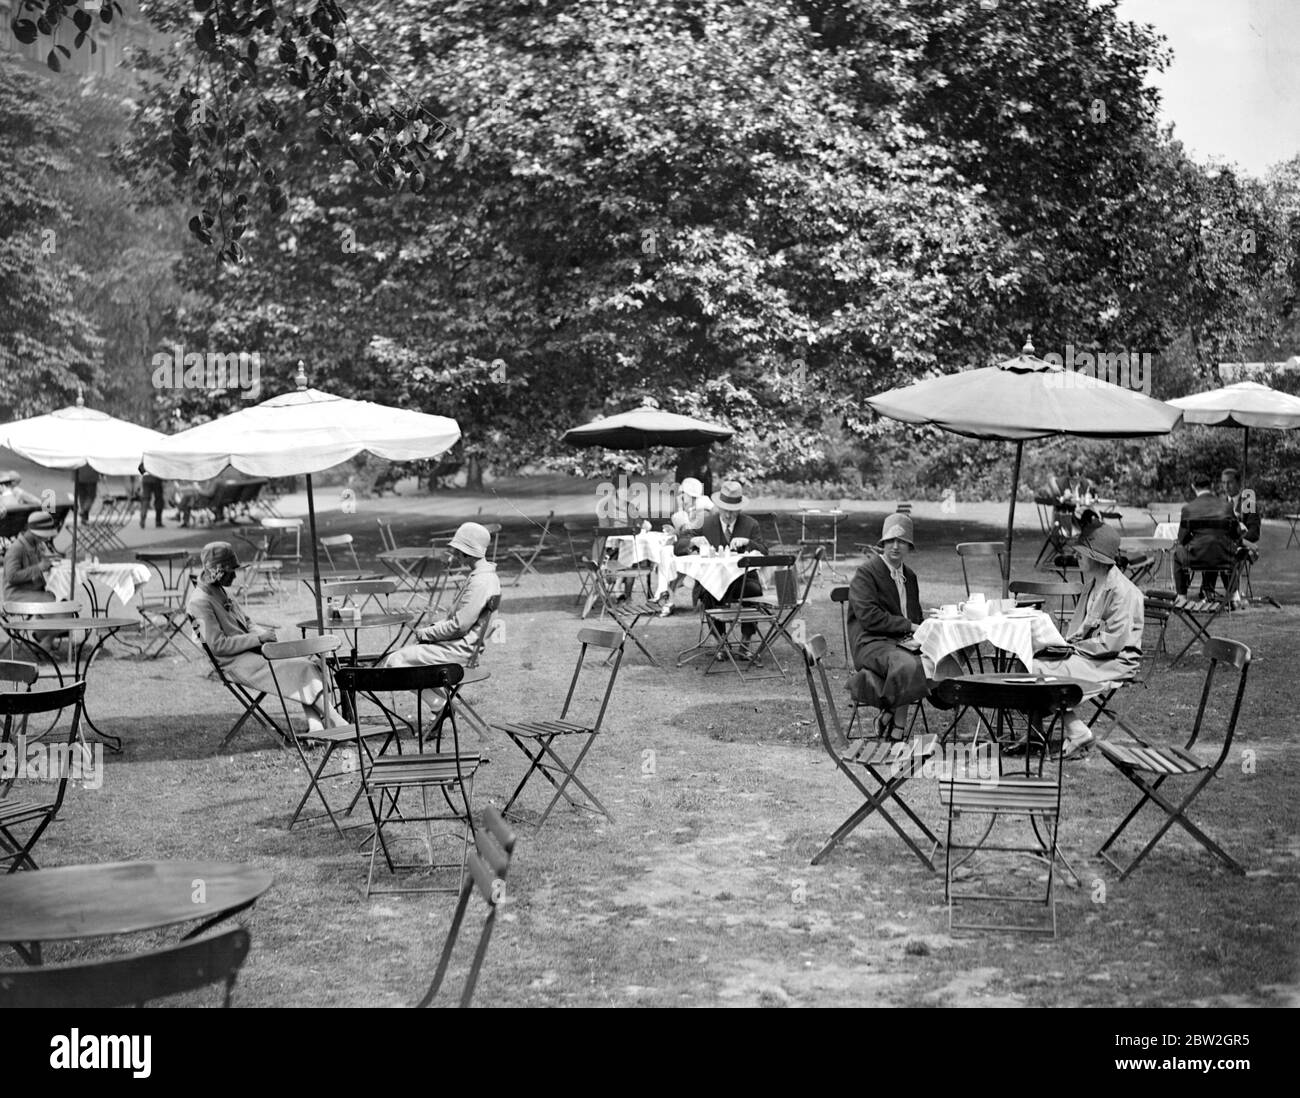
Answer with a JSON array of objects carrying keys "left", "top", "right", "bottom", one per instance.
[
  {"left": 802, "top": 635, "right": 941, "bottom": 870},
  {"left": 495, "top": 627, "right": 625, "bottom": 828},
  {"left": 377, "top": 517, "right": 399, "bottom": 553},
  {"left": 743, "top": 547, "right": 826, "bottom": 677},
  {"left": 559, "top": 521, "right": 597, "bottom": 607},
  {"left": 1008, "top": 579, "right": 1081, "bottom": 633},
  {"left": 0, "top": 681, "right": 86, "bottom": 872},
  {"left": 1097, "top": 638, "right": 1250, "bottom": 878},
  {"left": 1154, "top": 560, "right": 1243, "bottom": 669},
  {"left": 932, "top": 676, "right": 1083, "bottom": 936},
  {"left": 956, "top": 541, "right": 1009, "bottom": 597},
  {"left": 0, "top": 661, "right": 37, "bottom": 746},
  {"left": 336, "top": 663, "right": 482, "bottom": 895},
  {"left": 1285, "top": 513, "right": 1300, "bottom": 549},
  {"left": 580, "top": 525, "right": 651, "bottom": 619},
  {"left": 701, "top": 554, "right": 799, "bottom": 681},
  {"left": 414, "top": 807, "right": 516, "bottom": 1008},
  {"left": 263, "top": 635, "right": 400, "bottom": 837},
  {"left": 260, "top": 517, "right": 303, "bottom": 568},
  {"left": 0, "top": 928, "right": 251, "bottom": 1007},
  {"left": 186, "top": 610, "right": 292, "bottom": 749},
  {"left": 319, "top": 534, "right": 363, "bottom": 574},
  {"left": 1118, "top": 536, "right": 1170, "bottom": 589},
  {"left": 581, "top": 561, "right": 661, "bottom": 666},
  {"left": 136, "top": 550, "right": 199, "bottom": 660},
  {"left": 830, "top": 585, "right": 852, "bottom": 670},
  {"left": 505, "top": 511, "right": 555, "bottom": 586}
]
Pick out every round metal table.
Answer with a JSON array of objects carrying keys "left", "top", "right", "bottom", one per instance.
[
  {"left": 4, "top": 615, "right": 140, "bottom": 752},
  {"left": 0, "top": 859, "right": 273, "bottom": 965}
]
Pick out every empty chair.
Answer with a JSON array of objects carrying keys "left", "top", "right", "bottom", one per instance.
[
  {"left": 505, "top": 511, "right": 555, "bottom": 586},
  {"left": 932, "top": 676, "right": 1082, "bottom": 936},
  {"left": 494, "top": 627, "right": 626, "bottom": 828},
  {"left": 414, "top": 807, "right": 517, "bottom": 1008},
  {"left": 319, "top": 534, "right": 363, "bottom": 574},
  {"left": 955, "top": 542, "right": 1008, "bottom": 597},
  {"left": 336, "top": 663, "right": 482, "bottom": 895},
  {"left": 0, "top": 928, "right": 251, "bottom": 1007},
  {"left": 1, "top": 681, "right": 87, "bottom": 872},
  {"left": 135, "top": 550, "right": 198, "bottom": 660},
  {"left": 1096, "top": 638, "right": 1250, "bottom": 878},
  {"left": 802, "top": 635, "right": 940, "bottom": 870}
]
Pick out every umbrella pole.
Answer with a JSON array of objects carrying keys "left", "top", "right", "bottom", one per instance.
[
  {"left": 70, "top": 468, "right": 78, "bottom": 596},
  {"left": 1242, "top": 427, "right": 1249, "bottom": 483},
  {"left": 306, "top": 473, "right": 324, "bottom": 634},
  {"left": 1003, "top": 440, "right": 1024, "bottom": 599}
]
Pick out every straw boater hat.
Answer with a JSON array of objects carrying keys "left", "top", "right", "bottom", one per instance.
[
  {"left": 449, "top": 522, "right": 491, "bottom": 558},
  {"left": 1073, "top": 522, "right": 1121, "bottom": 566},
  {"left": 714, "top": 480, "right": 745, "bottom": 512},
  {"left": 26, "top": 512, "right": 58, "bottom": 538},
  {"left": 878, "top": 512, "right": 914, "bottom": 549}
]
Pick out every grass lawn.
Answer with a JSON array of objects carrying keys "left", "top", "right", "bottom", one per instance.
[{"left": 4, "top": 504, "right": 1297, "bottom": 1007}]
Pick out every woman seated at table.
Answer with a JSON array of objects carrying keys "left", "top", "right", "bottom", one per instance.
[
  {"left": 186, "top": 542, "right": 345, "bottom": 731},
  {"left": 846, "top": 512, "right": 929, "bottom": 737},
  {"left": 658, "top": 478, "right": 714, "bottom": 615},
  {"left": 1033, "top": 521, "right": 1143, "bottom": 757},
  {"left": 383, "top": 523, "right": 500, "bottom": 669}
]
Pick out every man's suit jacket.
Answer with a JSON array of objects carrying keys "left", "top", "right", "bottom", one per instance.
[
  {"left": 674, "top": 511, "right": 767, "bottom": 556},
  {"left": 1228, "top": 491, "right": 1261, "bottom": 543},
  {"left": 847, "top": 554, "right": 921, "bottom": 665},
  {"left": 1177, "top": 492, "right": 1237, "bottom": 571}
]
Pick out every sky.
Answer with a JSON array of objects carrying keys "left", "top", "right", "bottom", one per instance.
[{"left": 1112, "top": 0, "right": 1300, "bottom": 177}]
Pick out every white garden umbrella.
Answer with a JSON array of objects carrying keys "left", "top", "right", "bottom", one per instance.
[
  {"left": 1168, "top": 381, "right": 1300, "bottom": 480},
  {"left": 143, "top": 365, "right": 461, "bottom": 630},
  {"left": 867, "top": 339, "right": 1183, "bottom": 594},
  {"left": 0, "top": 392, "right": 167, "bottom": 594}
]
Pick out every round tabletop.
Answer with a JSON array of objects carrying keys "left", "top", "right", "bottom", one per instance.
[
  {"left": 12, "top": 616, "right": 139, "bottom": 633},
  {"left": 0, "top": 860, "right": 273, "bottom": 942},
  {"left": 296, "top": 612, "right": 410, "bottom": 632}
]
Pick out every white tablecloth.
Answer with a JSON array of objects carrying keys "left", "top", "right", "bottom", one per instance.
[
  {"left": 913, "top": 610, "right": 1066, "bottom": 677},
  {"left": 47, "top": 561, "right": 152, "bottom": 612},
  {"left": 607, "top": 531, "right": 678, "bottom": 598},
  {"left": 666, "top": 552, "right": 762, "bottom": 601}
]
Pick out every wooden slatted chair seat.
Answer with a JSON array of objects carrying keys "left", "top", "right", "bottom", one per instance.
[
  {"left": 368, "top": 752, "right": 483, "bottom": 786},
  {"left": 940, "top": 775, "right": 1060, "bottom": 813},
  {"left": 497, "top": 718, "right": 593, "bottom": 738},
  {"left": 838, "top": 736, "right": 938, "bottom": 769}
]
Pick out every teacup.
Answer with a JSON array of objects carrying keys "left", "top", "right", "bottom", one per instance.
[{"left": 938, "top": 604, "right": 960, "bottom": 619}]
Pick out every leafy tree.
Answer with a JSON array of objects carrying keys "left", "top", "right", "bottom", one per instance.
[{"left": 0, "top": 64, "right": 102, "bottom": 419}]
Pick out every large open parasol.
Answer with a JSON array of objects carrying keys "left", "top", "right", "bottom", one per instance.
[
  {"left": 867, "top": 339, "right": 1183, "bottom": 594},
  {"left": 561, "top": 404, "right": 733, "bottom": 476},
  {"left": 144, "top": 365, "right": 460, "bottom": 631},
  {"left": 1168, "top": 380, "right": 1300, "bottom": 480},
  {"left": 0, "top": 392, "right": 166, "bottom": 595}
]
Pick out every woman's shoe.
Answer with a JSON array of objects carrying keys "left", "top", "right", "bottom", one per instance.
[{"left": 873, "top": 710, "right": 892, "bottom": 739}]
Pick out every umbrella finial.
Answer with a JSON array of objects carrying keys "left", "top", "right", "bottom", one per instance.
[
  {"left": 295, "top": 361, "right": 308, "bottom": 391},
  {"left": 75, "top": 385, "right": 85, "bottom": 408},
  {"left": 1021, "top": 335, "right": 1035, "bottom": 357}
]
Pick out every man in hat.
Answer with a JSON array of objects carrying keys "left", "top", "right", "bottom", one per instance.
[
  {"left": 675, "top": 479, "right": 769, "bottom": 659},
  {"left": 2, "top": 512, "right": 60, "bottom": 602},
  {"left": 846, "top": 512, "right": 928, "bottom": 736},
  {"left": 384, "top": 522, "right": 501, "bottom": 668},
  {"left": 137, "top": 460, "right": 167, "bottom": 529},
  {"left": 1173, "top": 471, "right": 1238, "bottom": 609},
  {"left": 0, "top": 471, "right": 41, "bottom": 511},
  {"left": 186, "top": 541, "right": 345, "bottom": 731},
  {"left": 1034, "top": 521, "right": 1144, "bottom": 756}
]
